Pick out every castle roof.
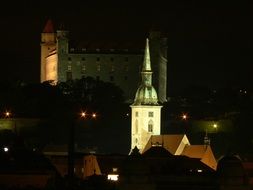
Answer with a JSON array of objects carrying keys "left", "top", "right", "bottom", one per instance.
[
  {"left": 43, "top": 19, "right": 54, "bottom": 33},
  {"left": 68, "top": 39, "right": 144, "bottom": 54}
]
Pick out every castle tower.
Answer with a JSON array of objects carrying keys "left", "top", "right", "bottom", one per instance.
[
  {"left": 130, "top": 38, "right": 163, "bottom": 153},
  {"left": 56, "top": 27, "right": 69, "bottom": 82},
  {"left": 40, "top": 19, "right": 56, "bottom": 82}
]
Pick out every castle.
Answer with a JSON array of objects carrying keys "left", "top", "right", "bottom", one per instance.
[{"left": 40, "top": 19, "right": 168, "bottom": 102}]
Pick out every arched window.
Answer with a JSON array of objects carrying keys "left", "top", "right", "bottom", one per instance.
[
  {"left": 135, "top": 120, "right": 138, "bottom": 134},
  {"left": 148, "top": 120, "right": 154, "bottom": 132}
]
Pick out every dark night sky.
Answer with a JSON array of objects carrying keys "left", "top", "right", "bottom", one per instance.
[{"left": 0, "top": 1, "right": 253, "bottom": 95}]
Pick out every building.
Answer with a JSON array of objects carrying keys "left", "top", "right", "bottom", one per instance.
[
  {"left": 217, "top": 154, "right": 251, "bottom": 190},
  {"left": 82, "top": 146, "right": 217, "bottom": 190},
  {"left": 0, "top": 146, "right": 60, "bottom": 189},
  {"left": 129, "top": 40, "right": 217, "bottom": 169},
  {"left": 130, "top": 38, "right": 163, "bottom": 153},
  {"left": 40, "top": 19, "right": 168, "bottom": 102}
]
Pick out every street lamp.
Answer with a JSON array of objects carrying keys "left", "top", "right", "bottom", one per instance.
[
  {"left": 182, "top": 113, "right": 187, "bottom": 120},
  {"left": 3, "top": 111, "right": 17, "bottom": 134},
  {"left": 213, "top": 123, "right": 218, "bottom": 133},
  {"left": 181, "top": 113, "right": 189, "bottom": 134},
  {"left": 80, "top": 111, "right": 97, "bottom": 119},
  {"left": 92, "top": 113, "right": 97, "bottom": 118},
  {"left": 3, "top": 147, "right": 9, "bottom": 152},
  {"left": 81, "top": 112, "right": 86, "bottom": 118},
  {"left": 5, "top": 111, "right": 11, "bottom": 118}
]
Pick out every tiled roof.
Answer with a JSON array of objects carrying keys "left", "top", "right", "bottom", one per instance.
[
  {"left": 43, "top": 19, "right": 54, "bottom": 33},
  {"left": 182, "top": 145, "right": 209, "bottom": 159},
  {"left": 142, "top": 134, "right": 188, "bottom": 154}
]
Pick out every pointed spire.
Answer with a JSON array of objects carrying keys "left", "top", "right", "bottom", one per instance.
[
  {"left": 132, "top": 38, "right": 159, "bottom": 105},
  {"left": 43, "top": 19, "right": 54, "bottom": 33},
  {"left": 142, "top": 38, "right": 151, "bottom": 71}
]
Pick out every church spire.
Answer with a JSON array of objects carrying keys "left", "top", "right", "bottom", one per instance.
[
  {"left": 141, "top": 38, "right": 152, "bottom": 87},
  {"left": 132, "top": 38, "right": 159, "bottom": 105},
  {"left": 143, "top": 38, "right": 151, "bottom": 72}
]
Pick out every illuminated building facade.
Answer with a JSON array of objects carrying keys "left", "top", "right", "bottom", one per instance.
[
  {"left": 130, "top": 39, "right": 162, "bottom": 153},
  {"left": 40, "top": 19, "right": 168, "bottom": 102}
]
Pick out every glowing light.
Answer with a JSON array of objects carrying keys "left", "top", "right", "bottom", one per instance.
[
  {"left": 5, "top": 111, "right": 10, "bottom": 117},
  {"left": 92, "top": 113, "right": 96, "bottom": 118},
  {"left": 197, "top": 169, "right": 203, "bottom": 172},
  {"left": 3, "top": 147, "right": 8, "bottom": 152},
  {"left": 182, "top": 114, "right": 187, "bottom": 120},
  {"left": 107, "top": 174, "right": 119, "bottom": 181},
  {"left": 81, "top": 112, "right": 86, "bottom": 118},
  {"left": 213, "top": 124, "right": 217, "bottom": 129}
]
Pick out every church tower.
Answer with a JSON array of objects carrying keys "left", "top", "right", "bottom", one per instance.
[
  {"left": 130, "top": 38, "right": 162, "bottom": 153},
  {"left": 40, "top": 19, "right": 56, "bottom": 82}
]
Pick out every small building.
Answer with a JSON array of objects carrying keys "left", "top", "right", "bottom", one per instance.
[
  {"left": 0, "top": 146, "right": 60, "bottom": 189},
  {"left": 83, "top": 146, "right": 217, "bottom": 190},
  {"left": 142, "top": 134, "right": 217, "bottom": 170}
]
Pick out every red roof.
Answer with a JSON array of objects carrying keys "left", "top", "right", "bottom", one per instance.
[{"left": 43, "top": 19, "right": 54, "bottom": 33}]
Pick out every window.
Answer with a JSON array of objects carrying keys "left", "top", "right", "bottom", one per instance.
[
  {"left": 67, "top": 65, "right": 72, "bottom": 71},
  {"left": 97, "top": 65, "right": 101, "bottom": 71},
  {"left": 68, "top": 57, "right": 72, "bottom": 61},
  {"left": 110, "top": 76, "right": 114, "bottom": 82},
  {"left": 110, "top": 57, "right": 114, "bottom": 62},
  {"left": 148, "top": 120, "right": 154, "bottom": 132},
  {"left": 66, "top": 71, "right": 72, "bottom": 81},
  {"left": 135, "top": 112, "right": 138, "bottom": 117},
  {"left": 111, "top": 65, "right": 115, "bottom": 72},
  {"left": 135, "top": 138, "right": 138, "bottom": 143},
  {"left": 82, "top": 64, "right": 86, "bottom": 71},
  {"left": 82, "top": 57, "right": 86, "bottom": 61},
  {"left": 148, "top": 124, "right": 153, "bottom": 132},
  {"left": 148, "top": 112, "right": 154, "bottom": 117},
  {"left": 125, "top": 57, "right": 128, "bottom": 62},
  {"left": 81, "top": 64, "right": 86, "bottom": 75},
  {"left": 96, "top": 57, "right": 100, "bottom": 62}
]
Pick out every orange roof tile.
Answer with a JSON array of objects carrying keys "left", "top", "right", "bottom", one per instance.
[
  {"left": 182, "top": 145, "right": 208, "bottom": 159},
  {"left": 142, "top": 134, "right": 188, "bottom": 154}
]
